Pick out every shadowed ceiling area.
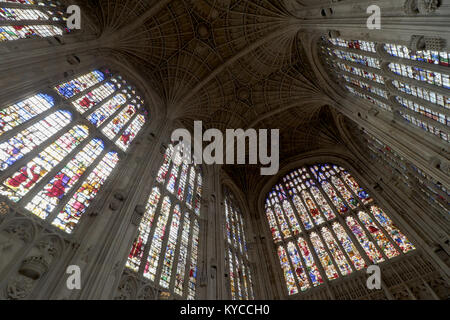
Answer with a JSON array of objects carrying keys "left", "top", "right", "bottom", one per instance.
[{"left": 78, "top": 0, "right": 344, "bottom": 186}]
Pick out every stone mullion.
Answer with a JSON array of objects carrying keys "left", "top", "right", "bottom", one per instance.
[
  {"left": 404, "top": 167, "right": 448, "bottom": 204},
  {"left": 109, "top": 108, "right": 140, "bottom": 147},
  {"left": 329, "top": 54, "right": 383, "bottom": 77},
  {"left": 233, "top": 206, "right": 244, "bottom": 252},
  {"left": 238, "top": 213, "right": 254, "bottom": 298},
  {"left": 301, "top": 184, "right": 344, "bottom": 278},
  {"left": 325, "top": 43, "right": 379, "bottom": 59},
  {"left": 292, "top": 192, "right": 333, "bottom": 290},
  {"left": 0, "top": 110, "right": 81, "bottom": 183},
  {"left": 283, "top": 196, "right": 314, "bottom": 288},
  {"left": 314, "top": 174, "right": 394, "bottom": 299},
  {"left": 328, "top": 222, "right": 358, "bottom": 273},
  {"left": 280, "top": 235, "right": 302, "bottom": 295},
  {"left": 231, "top": 246, "right": 243, "bottom": 300},
  {"left": 239, "top": 257, "right": 251, "bottom": 300},
  {"left": 94, "top": 96, "right": 135, "bottom": 134},
  {"left": 0, "top": 19, "right": 63, "bottom": 27},
  {"left": 182, "top": 213, "right": 195, "bottom": 299},
  {"left": 268, "top": 200, "right": 303, "bottom": 294},
  {"left": 64, "top": 78, "right": 115, "bottom": 110},
  {"left": 304, "top": 187, "right": 330, "bottom": 227},
  {"left": 154, "top": 203, "right": 176, "bottom": 289},
  {"left": 328, "top": 173, "right": 391, "bottom": 262},
  {"left": 233, "top": 208, "right": 248, "bottom": 299},
  {"left": 314, "top": 225, "right": 343, "bottom": 278},
  {"left": 168, "top": 209, "right": 187, "bottom": 294},
  {"left": 151, "top": 164, "right": 179, "bottom": 287},
  {"left": 80, "top": 88, "right": 133, "bottom": 133},
  {"left": 337, "top": 173, "right": 405, "bottom": 256},
  {"left": 287, "top": 190, "right": 315, "bottom": 235},
  {"left": 391, "top": 100, "right": 450, "bottom": 134},
  {"left": 311, "top": 173, "right": 373, "bottom": 267},
  {"left": 16, "top": 128, "right": 93, "bottom": 208},
  {"left": 228, "top": 205, "right": 243, "bottom": 299},
  {"left": 306, "top": 168, "right": 358, "bottom": 274},
  {"left": 0, "top": 105, "right": 65, "bottom": 144},
  {"left": 245, "top": 261, "right": 255, "bottom": 299},
  {"left": 168, "top": 165, "right": 196, "bottom": 295},
  {"left": 136, "top": 184, "right": 166, "bottom": 276},
  {"left": 45, "top": 145, "right": 112, "bottom": 224},
  {"left": 333, "top": 171, "right": 402, "bottom": 256},
  {"left": 235, "top": 211, "right": 249, "bottom": 300},
  {"left": 377, "top": 44, "right": 448, "bottom": 77},
  {"left": 387, "top": 83, "right": 450, "bottom": 117},
  {"left": 338, "top": 69, "right": 387, "bottom": 90},
  {"left": 223, "top": 239, "right": 233, "bottom": 299},
  {"left": 342, "top": 82, "right": 391, "bottom": 106},
  {"left": 382, "top": 66, "right": 450, "bottom": 98}
]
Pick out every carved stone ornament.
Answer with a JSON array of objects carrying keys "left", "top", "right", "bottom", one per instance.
[
  {"left": 404, "top": 0, "right": 439, "bottom": 14},
  {"left": 327, "top": 30, "right": 340, "bottom": 38},
  {"left": 6, "top": 275, "right": 34, "bottom": 300},
  {"left": 409, "top": 35, "right": 427, "bottom": 51},
  {"left": 19, "top": 256, "right": 50, "bottom": 280},
  {"left": 114, "top": 277, "right": 136, "bottom": 300},
  {"left": 4, "top": 220, "right": 34, "bottom": 243},
  {"left": 131, "top": 204, "right": 146, "bottom": 225},
  {"left": 137, "top": 285, "right": 159, "bottom": 300},
  {"left": 417, "top": 0, "right": 439, "bottom": 14}
]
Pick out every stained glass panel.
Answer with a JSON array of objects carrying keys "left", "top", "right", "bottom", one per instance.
[
  {"left": 126, "top": 187, "right": 161, "bottom": 272},
  {"left": 0, "top": 93, "right": 54, "bottom": 137},
  {"left": 0, "top": 125, "right": 88, "bottom": 202},
  {"left": 55, "top": 70, "right": 105, "bottom": 99},
  {"left": 371, "top": 206, "right": 415, "bottom": 253},
  {"left": 160, "top": 205, "right": 181, "bottom": 288},
  {"left": 52, "top": 151, "right": 119, "bottom": 233},
  {"left": 25, "top": 138, "right": 104, "bottom": 219},
  {"left": 144, "top": 196, "right": 171, "bottom": 281},
  {"left": 0, "top": 110, "right": 71, "bottom": 171}
]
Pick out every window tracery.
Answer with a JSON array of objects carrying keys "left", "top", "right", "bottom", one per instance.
[
  {"left": 321, "top": 37, "right": 450, "bottom": 143},
  {"left": 0, "top": 0, "right": 69, "bottom": 41},
  {"left": 265, "top": 163, "right": 415, "bottom": 295},
  {"left": 223, "top": 186, "right": 255, "bottom": 300},
  {"left": 126, "top": 144, "right": 202, "bottom": 299},
  {"left": 0, "top": 68, "right": 147, "bottom": 233}
]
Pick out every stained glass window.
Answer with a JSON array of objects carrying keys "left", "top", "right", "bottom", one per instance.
[
  {"left": 0, "top": 68, "right": 147, "bottom": 234},
  {"left": 265, "top": 163, "right": 415, "bottom": 296},
  {"left": 385, "top": 43, "right": 449, "bottom": 67},
  {"left": 125, "top": 144, "right": 202, "bottom": 299},
  {"left": 322, "top": 37, "right": 450, "bottom": 143},
  {"left": 223, "top": 186, "right": 255, "bottom": 300},
  {"left": 363, "top": 129, "right": 449, "bottom": 217},
  {"left": 0, "top": 110, "right": 71, "bottom": 171},
  {"left": 25, "top": 138, "right": 105, "bottom": 219},
  {"left": 0, "top": 93, "right": 54, "bottom": 136},
  {"left": 0, "top": 1, "right": 69, "bottom": 41},
  {"left": 52, "top": 151, "right": 120, "bottom": 233}
]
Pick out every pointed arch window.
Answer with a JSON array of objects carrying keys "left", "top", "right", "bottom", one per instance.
[
  {"left": 362, "top": 129, "right": 449, "bottom": 223},
  {"left": 0, "top": 68, "right": 147, "bottom": 233},
  {"left": 223, "top": 186, "right": 255, "bottom": 300},
  {"left": 0, "top": 0, "right": 70, "bottom": 41},
  {"left": 126, "top": 144, "right": 203, "bottom": 299},
  {"left": 321, "top": 37, "right": 450, "bottom": 143},
  {"left": 265, "top": 163, "right": 415, "bottom": 296}
]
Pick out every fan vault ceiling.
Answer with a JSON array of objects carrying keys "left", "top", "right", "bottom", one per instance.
[{"left": 77, "top": 0, "right": 346, "bottom": 191}]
